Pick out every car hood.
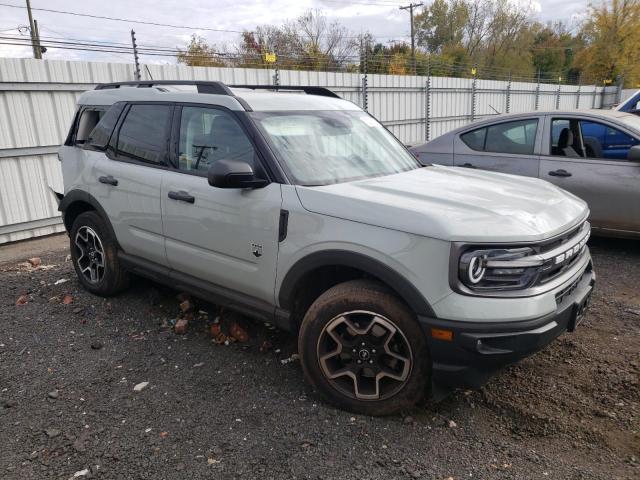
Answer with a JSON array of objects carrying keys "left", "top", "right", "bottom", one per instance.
[{"left": 295, "top": 165, "right": 589, "bottom": 243}]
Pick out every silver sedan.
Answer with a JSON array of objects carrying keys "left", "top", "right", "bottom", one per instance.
[{"left": 410, "top": 110, "right": 640, "bottom": 238}]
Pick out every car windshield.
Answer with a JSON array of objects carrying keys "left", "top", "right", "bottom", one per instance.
[{"left": 249, "top": 110, "right": 420, "bottom": 186}]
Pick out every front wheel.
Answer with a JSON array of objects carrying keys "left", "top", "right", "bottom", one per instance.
[
  {"left": 69, "top": 211, "right": 129, "bottom": 296},
  {"left": 299, "top": 280, "right": 430, "bottom": 415}
]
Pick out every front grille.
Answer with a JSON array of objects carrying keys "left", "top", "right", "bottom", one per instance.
[
  {"left": 536, "top": 222, "right": 589, "bottom": 286},
  {"left": 555, "top": 262, "right": 591, "bottom": 305},
  {"left": 536, "top": 222, "right": 585, "bottom": 255}
]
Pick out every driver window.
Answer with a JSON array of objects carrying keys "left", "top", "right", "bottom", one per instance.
[
  {"left": 177, "top": 107, "right": 255, "bottom": 173},
  {"left": 550, "top": 119, "right": 584, "bottom": 158}
]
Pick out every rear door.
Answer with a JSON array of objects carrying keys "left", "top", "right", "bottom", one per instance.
[
  {"left": 160, "top": 104, "right": 282, "bottom": 305},
  {"left": 453, "top": 117, "right": 541, "bottom": 177},
  {"left": 539, "top": 115, "right": 640, "bottom": 234},
  {"left": 89, "top": 103, "right": 172, "bottom": 266}
]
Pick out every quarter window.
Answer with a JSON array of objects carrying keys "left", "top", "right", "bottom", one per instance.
[
  {"left": 75, "top": 108, "right": 106, "bottom": 144},
  {"left": 460, "top": 128, "right": 486, "bottom": 151},
  {"left": 117, "top": 104, "right": 172, "bottom": 165},
  {"left": 87, "top": 102, "right": 125, "bottom": 150},
  {"left": 177, "top": 107, "right": 255, "bottom": 173},
  {"left": 461, "top": 119, "right": 538, "bottom": 155}
]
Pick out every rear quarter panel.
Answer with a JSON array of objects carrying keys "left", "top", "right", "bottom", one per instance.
[{"left": 409, "top": 134, "right": 454, "bottom": 166}]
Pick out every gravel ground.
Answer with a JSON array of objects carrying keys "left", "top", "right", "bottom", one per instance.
[{"left": 0, "top": 235, "right": 638, "bottom": 480}]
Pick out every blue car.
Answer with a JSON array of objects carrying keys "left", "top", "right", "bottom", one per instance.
[{"left": 616, "top": 90, "right": 640, "bottom": 115}]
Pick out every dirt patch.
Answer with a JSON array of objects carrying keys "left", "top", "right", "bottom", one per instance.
[{"left": 0, "top": 236, "right": 638, "bottom": 479}]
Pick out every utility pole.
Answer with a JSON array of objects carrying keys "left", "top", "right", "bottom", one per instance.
[
  {"left": 400, "top": 2, "right": 423, "bottom": 75},
  {"left": 25, "top": 0, "right": 41, "bottom": 59},
  {"left": 131, "top": 30, "right": 141, "bottom": 81}
]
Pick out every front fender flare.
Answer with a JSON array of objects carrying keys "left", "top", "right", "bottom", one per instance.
[{"left": 278, "top": 250, "right": 436, "bottom": 318}]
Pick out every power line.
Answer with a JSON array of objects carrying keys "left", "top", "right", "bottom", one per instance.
[
  {"left": 0, "top": 37, "right": 592, "bottom": 82},
  {"left": 0, "top": 2, "right": 411, "bottom": 41},
  {"left": 0, "top": 1, "right": 247, "bottom": 34},
  {"left": 321, "top": 0, "right": 404, "bottom": 6}
]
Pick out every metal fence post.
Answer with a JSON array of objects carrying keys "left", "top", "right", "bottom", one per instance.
[
  {"left": 425, "top": 59, "right": 431, "bottom": 141},
  {"left": 575, "top": 74, "right": 581, "bottom": 109},
  {"left": 616, "top": 75, "right": 624, "bottom": 104},
  {"left": 361, "top": 48, "right": 368, "bottom": 112},
  {"left": 592, "top": 86, "right": 597, "bottom": 109},
  {"left": 273, "top": 60, "right": 280, "bottom": 87},
  {"left": 555, "top": 78, "right": 561, "bottom": 110},
  {"left": 535, "top": 70, "right": 540, "bottom": 110},
  {"left": 471, "top": 66, "right": 477, "bottom": 121},
  {"left": 506, "top": 72, "right": 512, "bottom": 114}
]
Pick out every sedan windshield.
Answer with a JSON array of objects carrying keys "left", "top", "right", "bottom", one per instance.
[{"left": 250, "top": 110, "right": 420, "bottom": 186}]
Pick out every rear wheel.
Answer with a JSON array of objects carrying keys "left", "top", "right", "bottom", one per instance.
[
  {"left": 70, "top": 211, "right": 129, "bottom": 296},
  {"left": 299, "top": 280, "right": 430, "bottom": 415}
]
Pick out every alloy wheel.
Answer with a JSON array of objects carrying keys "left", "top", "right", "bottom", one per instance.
[
  {"left": 317, "top": 310, "right": 412, "bottom": 401},
  {"left": 74, "top": 226, "right": 106, "bottom": 284}
]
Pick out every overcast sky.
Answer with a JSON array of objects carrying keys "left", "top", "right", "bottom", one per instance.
[{"left": 0, "top": 0, "right": 589, "bottom": 64}]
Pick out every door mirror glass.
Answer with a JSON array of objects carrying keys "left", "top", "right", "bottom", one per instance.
[
  {"left": 207, "top": 159, "right": 267, "bottom": 189},
  {"left": 627, "top": 145, "right": 640, "bottom": 162}
]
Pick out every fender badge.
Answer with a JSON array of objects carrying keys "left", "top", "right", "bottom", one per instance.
[{"left": 251, "top": 243, "right": 263, "bottom": 258}]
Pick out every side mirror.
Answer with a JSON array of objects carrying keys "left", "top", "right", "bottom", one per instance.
[
  {"left": 627, "top": 145, "right": 640, "bottom": 162},
  {"left": 207, "top": 159, "right": 267, "bottom": 189}
]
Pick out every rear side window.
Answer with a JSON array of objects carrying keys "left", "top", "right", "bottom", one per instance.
[
  {"left": 116, "top": 104, "right": 172, "bottom": 165},
  {"left": 76, "top": 108, "right": 106, "bottom": 144},
  {"left": 461, "top": 119, "right": 538, "bottom": 155},
  {"left": 461, "top": 129, "right": 486, "bottom": 151},
  {"left": 87, "top": 103, "right": 125, "bottom": 149}
]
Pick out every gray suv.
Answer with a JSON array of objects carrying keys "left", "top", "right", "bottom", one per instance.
[{"left": 58, "top": 81, "right": 595, "bottom": 415}]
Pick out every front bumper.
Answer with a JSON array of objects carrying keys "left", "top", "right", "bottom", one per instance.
[{"left": 419, "top": 262, "right": 595, "bottom": 392}]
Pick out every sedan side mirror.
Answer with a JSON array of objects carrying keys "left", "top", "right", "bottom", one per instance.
[
  {"left": 208, "top": 159, "right": 268, "bottom": 189},
  {"left": 627, "top": 145, "right": 640, "bottom": 162}
]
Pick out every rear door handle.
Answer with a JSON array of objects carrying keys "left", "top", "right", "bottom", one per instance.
[
  {"left": 461, "top": 163, "right": 476, "bottom": 169},
  {"left": 168, "top": 190, "right": 195, "bottom": 204},
  {"left": 548, "top": 169, "right": 572, "bottom": 177},
  {"left": 98, "top": 175, "right": 118, "bottom": 186}
]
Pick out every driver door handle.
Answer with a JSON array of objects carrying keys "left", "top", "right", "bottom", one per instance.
[
  {"left": 168, "top": 191, "right": 195, "bottom": 204},
  {"left": 98, "top": 175, "right": 118, "bottom": 186},
  {"left": 548, "top": 169, "right": 572, "bottom": 177}
]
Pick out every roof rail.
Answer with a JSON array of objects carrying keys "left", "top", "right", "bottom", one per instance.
[
  {"left": 94, "top": 80, "right": 234, "bottom": 95},
  {"left": 229, "top": 85, "right": 341, "bottom": 99}
]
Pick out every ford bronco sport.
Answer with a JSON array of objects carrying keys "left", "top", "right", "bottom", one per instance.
[{"left": 57, "top": 80, "right": 595, "bottom": 415}]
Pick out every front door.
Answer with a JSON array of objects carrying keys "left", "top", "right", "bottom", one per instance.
[
  {"left": 89, "top": 103, "right": 172, "bottom": 266},
  {"left": 161, "top": 105, "right": 282, "bottom": 304},
  {"left": 540, "top": 116, "right": 640, "bottom": 234},
  {"left": 453, "top": 117, "right": 541, "bottom": 177}
]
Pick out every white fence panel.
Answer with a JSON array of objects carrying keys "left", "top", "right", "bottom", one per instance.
[{"left": 0, "top": 57, "right": 622, "bottom": 243}]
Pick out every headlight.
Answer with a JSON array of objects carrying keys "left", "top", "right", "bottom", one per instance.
[{"left": 459, "top": 247, "right": 543, "bottom": 291}]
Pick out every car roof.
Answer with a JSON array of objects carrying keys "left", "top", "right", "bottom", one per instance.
[
  {"left": 77, "top": 84, "right": 360, "bottom": 112},
  {"left": 442, "top": 109, "right": 640, "bottom": 134}
]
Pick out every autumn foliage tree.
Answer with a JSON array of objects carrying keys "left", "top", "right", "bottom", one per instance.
[
  {"left": 175, "top": 2, "right": 640, "bottom": 85},
  {"left": 575, "top": 0, "right": 640, "bottom": 86},
  {"left": 176, "top": 34, "right": 226, "bottom": 67}
]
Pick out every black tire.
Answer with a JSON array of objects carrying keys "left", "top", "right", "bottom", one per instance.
[
  {"left": 69, "top": 211, "right": 129, "bottom": 296},
  {"left": 298, "top": 279, "right": 430, "bottom": 415}
]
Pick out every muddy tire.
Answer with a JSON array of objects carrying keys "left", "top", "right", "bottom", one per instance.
[
  {"left": 299, "top": 279, "right": 430, "bottom": 415},
  {"left": 69, "top": 211, "right": 129, "bottom": 296}
]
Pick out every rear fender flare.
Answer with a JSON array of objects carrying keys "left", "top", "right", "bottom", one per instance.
[{"left": 59, "top": 189, "right": 118, "bottom": 246}]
